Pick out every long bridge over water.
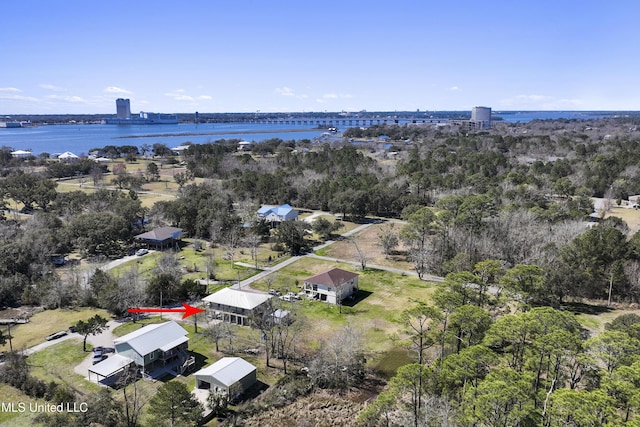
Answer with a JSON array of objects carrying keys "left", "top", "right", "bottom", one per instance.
[{"left": 241, "top": 117, "right": 450, "bottom": 127}]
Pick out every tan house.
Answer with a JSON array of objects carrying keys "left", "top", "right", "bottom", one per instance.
[{"left": 302, "top": 268, "right": 359, "bottom": 304}]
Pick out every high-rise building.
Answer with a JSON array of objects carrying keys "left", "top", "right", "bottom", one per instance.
[
  {"left": 471, "top": 106, "right": 491, "bottom": 129},
  {"left": 116, "top": 98, "right": 131, "bottom": 119},
  {"left": 105, "top": 99, "right": 177, "bottom": 124}
]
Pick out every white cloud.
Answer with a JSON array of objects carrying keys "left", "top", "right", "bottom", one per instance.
[
  {"left": 275, "top": 87, "right": 295, "bottom": 97},
  {"left": 317, "top": 93, "right": 353, "bottom": 103},
  {"left": 164, "top": 90, "right": 212, "bottom": 103},
  {"left": 165, "top": 89, "right": 193, "bottom": 101},
  {"left": 275, "top": 87, "right": 308, "bottom": 99},
  {"left": 0, "top": 93, "right": 39, "bottom": 102},
  {"left": 46, "top": 94, "right": 89, "bottom": 103},
  {"left": 104, "top": 86, "right": 133, "bottom": 95},
  {"left": 0, "top": 87, "right": 22, "bottom": 93},
  {"left": 39, "top": 84, "right": 65, "bottom": 92},
  {"left": 450, "top": 86, "right": 460, "bottom": 91}
]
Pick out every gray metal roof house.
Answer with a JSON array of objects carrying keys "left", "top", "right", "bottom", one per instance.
[{"left": 112, "top": 321, "right": 189, "bottom": 373}]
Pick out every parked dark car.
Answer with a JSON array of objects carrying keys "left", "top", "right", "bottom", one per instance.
[{"left": 92, "top": 353, "right": 107, "bottom": 365}]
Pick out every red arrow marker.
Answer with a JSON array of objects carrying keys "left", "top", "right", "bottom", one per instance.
[{"left": 128, "top": 302, "right": 205, "bottom": 319}]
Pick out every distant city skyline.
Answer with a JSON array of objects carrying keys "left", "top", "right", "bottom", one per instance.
[{"left": 2, "top": 0, "right": 640, "bottom": 115}]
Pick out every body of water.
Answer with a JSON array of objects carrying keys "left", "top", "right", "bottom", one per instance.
[
  {"left": 0, "top": 111, "right": 629, "bottom": 155},
  {"left": 496, "top": 110, "right": 618, "bottom": 122},
  {"left": 0, "top": 122, "right": 330, "bottom": 156}
]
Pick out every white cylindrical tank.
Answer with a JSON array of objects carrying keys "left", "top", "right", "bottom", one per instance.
[{"left": 471, "top": 106, "right": 491, "bottom": 122}]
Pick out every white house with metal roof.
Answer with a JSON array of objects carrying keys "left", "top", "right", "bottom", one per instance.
[
  {"left": 202, "top": 288, "right": 272, "bottom": 326},
  {"left": 257, "top": 204, "right": 298, "bottom": 222},
  {"left": 194, "top": 357, "right": 257, "bottom": 396},
  {"left": 57, "top": 151, "right": 80, "bottom": 162},
  {"left": 112, "top": 321, "right": 189, "bottom": 372}
]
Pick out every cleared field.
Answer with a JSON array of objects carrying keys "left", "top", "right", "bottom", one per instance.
[
  {"left": 0, "top": 308, "right": 111, "bottom": 353},
  {"left": 318, "top": 220, "right": 414, "bottom": 271},
  {"left": 605, "top": 205, "right": 640, "bottom": 234},
  {"left": 575, "top": 306, "right": 640, "bottom": 336}
]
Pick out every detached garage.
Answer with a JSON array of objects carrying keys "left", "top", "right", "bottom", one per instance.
[{"left": 194, "top": 357, "right": 256, "bottom": 396}]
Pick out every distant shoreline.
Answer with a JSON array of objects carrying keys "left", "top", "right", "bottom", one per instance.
[{"left": 113, "top": 128, "right": 318, "bottom": 139}]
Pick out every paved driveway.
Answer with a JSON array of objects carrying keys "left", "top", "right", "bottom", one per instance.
[{"left": 73, "top": 320, "right": 121, "bottom": 379}]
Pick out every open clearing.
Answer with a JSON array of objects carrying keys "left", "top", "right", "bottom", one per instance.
[
  {"left": 318, "top": 220, "right": 414, "bottom": 271},
  {"left": 605, "top": 204, "right": 640, "bottom": 234},
  {"left": 0, "top": 308, "right": 110, "bottom": 353}
]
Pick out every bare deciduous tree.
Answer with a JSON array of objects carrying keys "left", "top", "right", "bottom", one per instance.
[
  {"left": 245, "top": 232, "right": 261, "bottom": 270},
  {"left": 308, "top": 325, "right": 366, "bottom": 389},
  {"left": 118, "top": 364, "right": 146, "bottom": 427},
  {"left": 350, "top": 236, "right": 369, "bottom": 270},
  {"left": 378, "top": 222, "right": 399, "bottom": 259}
]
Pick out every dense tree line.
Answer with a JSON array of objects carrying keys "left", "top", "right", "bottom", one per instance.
[{"left": 360, "top": 272, "right": 640, "bottom": 426}]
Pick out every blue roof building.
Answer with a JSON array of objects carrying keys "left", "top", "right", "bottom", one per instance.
[{"left": 257, "top": 204, "right": 298, "bottom": 222}]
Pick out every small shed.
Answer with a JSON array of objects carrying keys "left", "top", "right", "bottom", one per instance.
[{"left": 194, "top": 357, "right": 256, "bottom": 396}]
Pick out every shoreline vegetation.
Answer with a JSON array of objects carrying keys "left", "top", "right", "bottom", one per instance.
[{"left": 113, "top": 128, "right": 319, "bottom": 139}]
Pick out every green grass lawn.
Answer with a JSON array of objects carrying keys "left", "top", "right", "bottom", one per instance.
[
  {"left": 249, "top": 257, "right": 437, "bottom": 354},
  {"left": 107, "top": 242, "right": 282, "bottom": 284},
  {"left": 0, "top": 384, "right": 43, "bottom": 427},
  {"left": 28, "top": 340, "right": 102, "bottom": 397},
  {"left": 0, "top": 308, "right": 111, "bottom": 353}
]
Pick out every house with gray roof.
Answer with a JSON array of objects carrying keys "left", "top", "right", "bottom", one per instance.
[
  {"left": 87, "top": 320, "right": 190, "bottom": 385},
  {"left": 134, "top": 226, "right": 183, "bottom": 250},
  {"left": 194, "top": 357, "right": 256, "bottom": 396},
  {"left": 112, "top": 320, "right": 189, "bottom": 373},
  {"left": 202, "top": 288, "right": 272, "bottom": 326}
]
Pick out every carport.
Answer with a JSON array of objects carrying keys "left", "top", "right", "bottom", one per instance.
[{"left": 88, "top": 354, "right": 135, "bottom": 386}]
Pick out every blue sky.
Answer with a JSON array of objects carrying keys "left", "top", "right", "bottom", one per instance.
[{"left": 2, "top": 0, "right": 640, "bottom": 114}]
